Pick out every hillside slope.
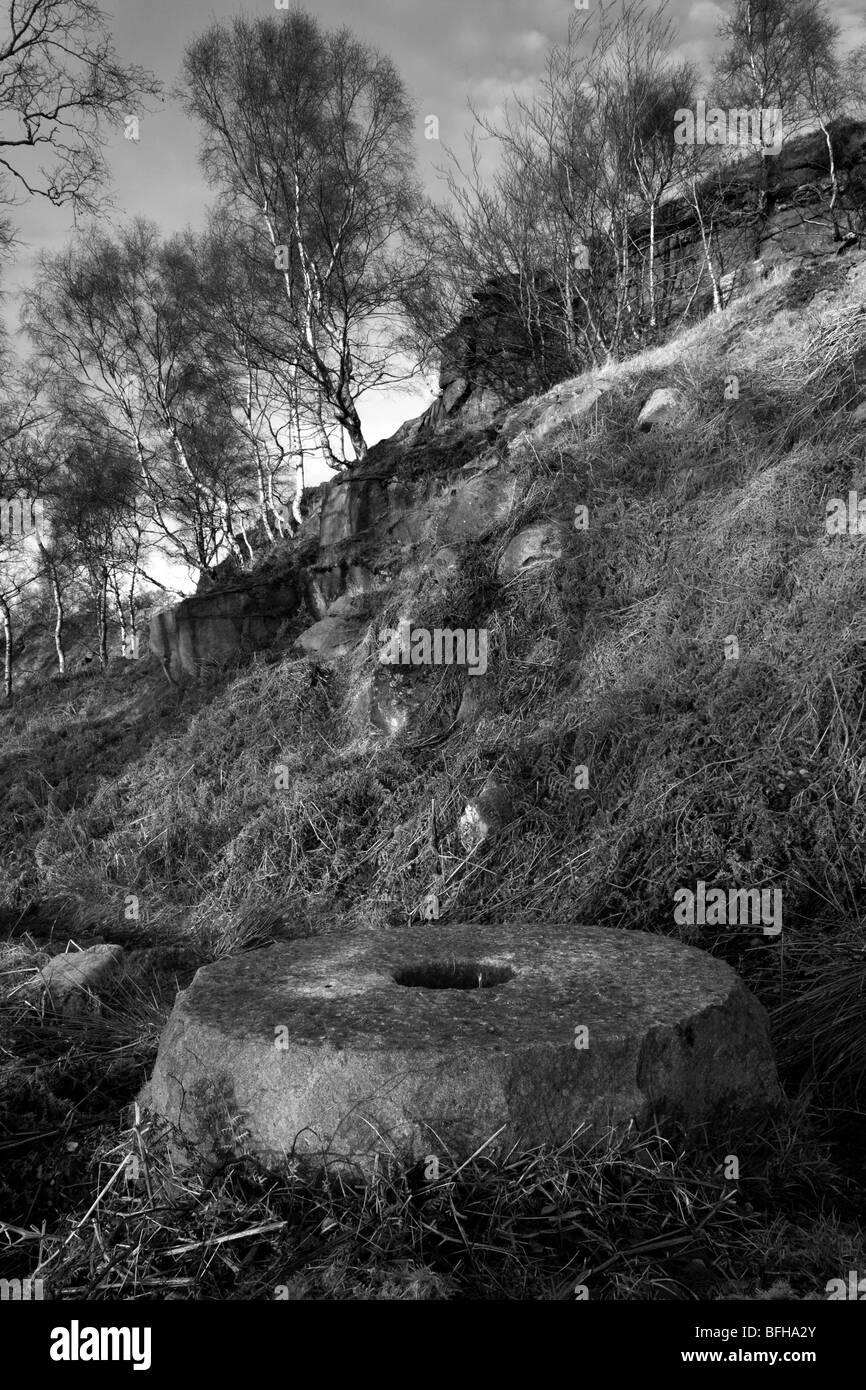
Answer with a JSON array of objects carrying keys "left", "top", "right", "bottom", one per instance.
[{"left": 2, "top": 252, "right": 866, "bottom": 1298}]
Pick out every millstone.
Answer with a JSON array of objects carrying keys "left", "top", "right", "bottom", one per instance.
[{"left": 144, "top": 924, "right": 781, "bottom": 1175}]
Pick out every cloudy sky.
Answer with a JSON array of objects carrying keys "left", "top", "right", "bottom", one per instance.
[{"left": 4, "top": 0, "right": 866, "bottom": 447}]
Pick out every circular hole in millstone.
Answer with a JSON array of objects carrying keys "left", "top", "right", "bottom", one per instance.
[{"left": 393, "top": 959, "right": 515, "bottom": 990}]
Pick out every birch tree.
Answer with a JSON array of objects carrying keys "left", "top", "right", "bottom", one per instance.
[
  {"left": 51, "top": 433, "right": 140, "bottom": 667},
  {"left": 181, "top": 9, "right": 424, "bottom": 465},
  {"left": 24, "top": 222, "right": 251, "bottom": 576},
  {"left": 787, "top": 4, "right": 866, "bottom": 224}
]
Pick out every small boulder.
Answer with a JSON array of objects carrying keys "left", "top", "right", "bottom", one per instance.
[
  {"left": 430, "top": 546, "right": 461, "bottom": 581},
  {"left": 456, "top": 679, "right": 493, "bottom": 727},
  {"left": 527, "top": 381, "right": 611, "bottom": 446},
  {"left": 367, "top": 667, "right": 429, "bottom": 736},
  {"left": 498, "top": 521, "right": 562, "bottom": 580},
  {"left": 441, "top": 375, "right": 470, "bottom": 414},
  {"left": 719, "top": 269, "right": 738, "bottom": 305},
  {"left": 437, "top": 466, "right": 520, "bottom": 545},
  {"left": 636, "top": 387, "right": 685, "bottom": 433},
  {"left": 295, "top": 616, "right": 367, "bottom": 662},
  {"left": 23, "top": 944, "right": 124, "bottom": 1016},
  {"left": 305, "top": 567, "right": 344, "bottom": 620},
  {"left": 458, "top": 779, "right": 512, "bottom": 851},
  {"left": 327, "top": 592, "right": 373, "bottom": 620},
  {"left": 345, "top": 565, "right": 378, "bottom": 597}
]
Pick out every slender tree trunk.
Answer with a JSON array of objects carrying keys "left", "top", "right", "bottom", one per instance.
[
  {"left": 293, "top": 457, "right": 305, "bottom": 527},
  {"left": 609, "top": 218, "right": 628, "bottom": 358},
  {"left": 222, "top": 505, "right": 246, "bottom": 566},
  {"left": 334, "top": 388, "right": 367, "bottom": 461},
  {"left": 237, "top": 520, "right": 255, "bottom": 564},
  {"left": 110, "top": 571, "right": 128, "bottom": 657},
  {"left": 648, "top": 199, "right": 657, "bottom": 329},
  {"left": 267, "top": 200, "right": 366, "bottom": 466},
  {"left": 569, "top": 229, "right": 607, "bottom": 366},
  {"left": 243, "top": 358, "right": 275, "bottom": 544},
  {"left": 691, "top": 177, "right": 722, "bottom": 312},
  {"left": 620, "top": 215, "right": 640, "bottom": 346},
  {"left": 818, "top": 119, "right": 838, "bottom": 214},
  {"left": 755, "top": 141, "right": 769, "bottom": 257},
  {"left": 1, "top": 593, "right": 12, "bottom": 701},
  {"left": 266, "top": 472, "right": 285, "bottom": 538},
  {"left": 52, "top": 577, "right": 66, "bottom": 677},
  {"left": 167, "top": 423, "right": 243, "bottom": 565},
  {"left": 38, "top": 541, "right": 65, "bottom": 677},
  {"left": 292, "top": 387, "right": 306, "bottom": 526},
  {"left": 314, "top": 400, "right": 343, "bottom": 471},
  {"left": 97, "top": 565, "right": 109, "bottom": 670},
  {"left": 256, "top": 461, "right": 276, "bottom": 543},
  {"left": 128, "top": 561, "right": 139, "bottom": 658},
  {"left": 751, "top": 72, "right": 771, "bottom": 254},
  {"left": 562, "top": 254, "right": 573, "bottom": 365}
]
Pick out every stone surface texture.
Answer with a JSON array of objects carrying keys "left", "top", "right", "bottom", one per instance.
[
  {"left": 149, "top": 577, "right": 300, "bottom": 680},
  {"left": 24, "top": 944, "right": 124, "bottom": 1015},
  {"left": 498, "top": 521, "right": 562, "bottom": 579},
  {"left": 295, "top": 615, "right": 367, "bottom": 661},
  {"left": 144, "top": 924, "right": 781, "bottom": 1175},
  {"left": 458, "top": 781, "right": 513, "bottom": 850},
  {"left": 436, "top": 466, "right": 519, "bottom": 545},
  {"left": 636, "top": 387, "right": 686, "bottom": 432}
]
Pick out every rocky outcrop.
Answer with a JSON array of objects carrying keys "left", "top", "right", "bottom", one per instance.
[
  {"left": 146, "top": 437, "right": 527, "bottom": 684},
  {"left": 318, "top": 476, "right": 391, "bottom": 552},
  {"left": 146, "top": 124, "right": 866, "bottom": 688},
  {"left": 312, "top": 466, "right": 438, "bottom": 563},
  {"left": 627, "top": 119, "right": 866, "bottom": 326},
  {"left": 149, "top": 573, "right": 301, "bottom": 681},
  {"left": 415, "top": 275, "right": 571, "bottom": 436},
  {"left": 144, "top": 923, "right": 782, "bottom": 1176},
  {"left": 412, "top": 121, "right": 866, "bottom": 435}
]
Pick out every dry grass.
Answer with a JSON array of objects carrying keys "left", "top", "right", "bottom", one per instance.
[{"left": 2, "top": 1100, "right": 858, "bottom": 1301}]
